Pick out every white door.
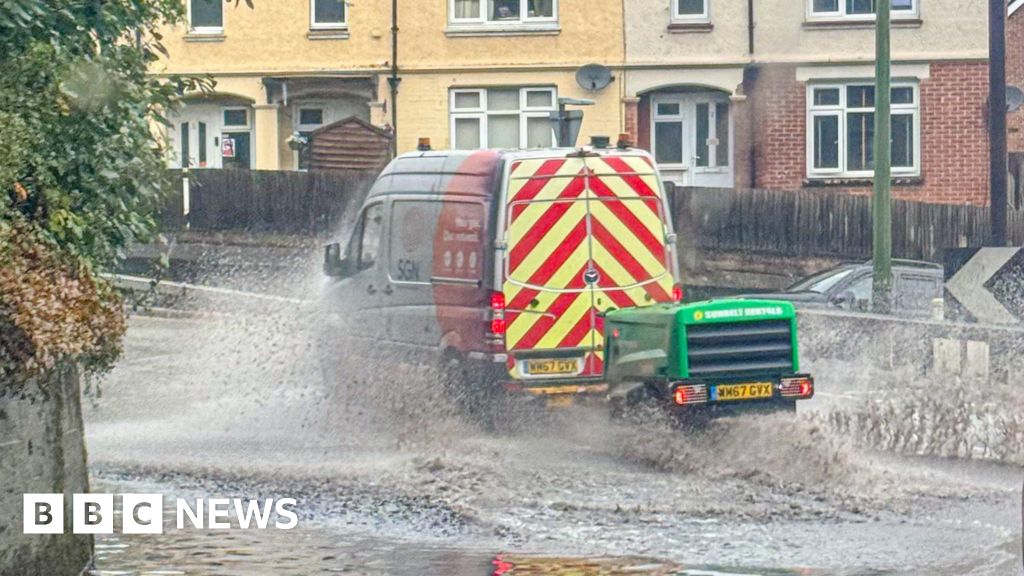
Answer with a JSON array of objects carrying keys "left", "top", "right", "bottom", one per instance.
[
  {"left": 650, "top": 94, "right": 733, "bottom": 188},
  {"left": 170, "top": 106, "right": 221, "bottom": 169}
]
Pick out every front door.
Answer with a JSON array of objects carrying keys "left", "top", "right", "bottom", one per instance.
[
  {"left": 172, "top": 107, "right": 221, "bottom": 169},
  {"left": 650, "top": 94, "right": 733, "bottom": 188}
]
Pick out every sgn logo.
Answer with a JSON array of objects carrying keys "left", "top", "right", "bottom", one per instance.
[{"left": 23, "top": 494, "right": 298, "bottom": 534}]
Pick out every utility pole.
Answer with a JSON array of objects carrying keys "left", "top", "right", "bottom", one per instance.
[
  {"left": 990, "top": 0, "right": 1009, "bottom": 246},
  {"left": 388, "top": 0, "right": 400, "bottom": 158},
  {"left": 872, "top": 0, "right": 893, "bottom": 313}
]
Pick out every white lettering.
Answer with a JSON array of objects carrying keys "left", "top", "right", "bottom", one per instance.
[
  {"left": 274, "top": 498, "right": 298, "bottom": 530},
  {"left": 233, "top": 499, "right": 274, "bottom": 529},
  {"left": 176, "top": 498, "right": 204, "bottom": 529},
  {"left": 207, "top": 498, "right": 231, "bottom": 529}
]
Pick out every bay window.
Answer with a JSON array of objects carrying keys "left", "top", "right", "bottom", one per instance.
[
  {"left": 450, "top": 87, "right": 556, "bottom": 150},
  {"left": 807, "top": 83, "right": 919, "bottom": 178}
]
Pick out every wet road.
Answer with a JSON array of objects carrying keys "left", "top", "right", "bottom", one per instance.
[{"left": 84, "top": 310, "right": 1023, "bottom": 575}]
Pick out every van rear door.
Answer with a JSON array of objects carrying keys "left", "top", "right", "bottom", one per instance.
[{"left": 501, "top": 154, "right": 675, "bottom": 381}]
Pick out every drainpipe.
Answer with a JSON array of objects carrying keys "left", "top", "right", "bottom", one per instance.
[
  {"left": 387, "top": 0, "right": 401, "bottom": 157},
  {"left": 747, "top": 0, "right": 755, "bottom": 55}
]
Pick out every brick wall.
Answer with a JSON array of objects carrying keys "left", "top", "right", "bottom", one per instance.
[
  {"left": 747, "top": 61, "right": 990, "bottom": 205},
  {"left": 915, "top": 61, "right": 990, "bottom": 204},
  {"left": 749, "top": 65, "right": 807, "bottom": 190},
  {"left": 1008, "top": 10, "right": 1024, "bottom": 153}
]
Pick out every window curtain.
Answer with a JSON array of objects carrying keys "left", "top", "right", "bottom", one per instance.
[{"left": 454, "top": 0, "right": 479, "bottom": 19}]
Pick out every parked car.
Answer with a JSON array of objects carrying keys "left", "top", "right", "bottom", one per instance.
[
  {"left": 749, "top": 260, "right": 944, "bottom": 318},
  {"left": 321, "top": 144, "right": 682, "bottom": 415}
]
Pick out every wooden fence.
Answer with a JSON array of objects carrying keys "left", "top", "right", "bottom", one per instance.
[
  {"left": 157, "top": 171, "right": 1024, "bottom": 260},
  {"left": 160, "top": 169, "right": 377, "bottom": 235},
  {"left": 674, "top": 187, "right": 1024, "bottom": 262}
]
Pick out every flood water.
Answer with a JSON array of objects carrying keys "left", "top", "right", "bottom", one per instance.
[{"left": 83, "top": 301, "right": 1023, "bottom": 576}]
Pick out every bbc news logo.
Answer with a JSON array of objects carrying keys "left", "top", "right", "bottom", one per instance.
[{"left": 24, "top": 494, "right": 298, "bottom": 534}]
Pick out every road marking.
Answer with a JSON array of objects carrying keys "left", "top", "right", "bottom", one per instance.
[
  {"left": 945, "top": 248, "right": 1019, "bottom": 325},
  {"left": 102, "top": 273, "right": 311, "bottom": 305}
]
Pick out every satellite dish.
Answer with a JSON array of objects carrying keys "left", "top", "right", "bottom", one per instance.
[
  {"left": 1008, "top": 85, "right": 1024, "bottom": 113},
  {"left": 576, "top": 64, "right": 614, "bottom": 92}
]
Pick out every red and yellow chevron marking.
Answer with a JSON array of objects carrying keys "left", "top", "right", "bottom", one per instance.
[{"left": 503, "top": 155, "right": 676, "bottom": 379}]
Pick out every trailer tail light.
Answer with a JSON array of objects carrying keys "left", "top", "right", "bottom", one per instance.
[
  {"left": 780, "top": 376, "right": 814, "bottom": 399},
  {"left": 672, "top": 384, "right": 707, "bottom": 406},
  {"left": 671, "top": 284, "right": 684, "bottom": 303},
  {"left": 488, "top": 291, "right": 507, "bottom": 337}
]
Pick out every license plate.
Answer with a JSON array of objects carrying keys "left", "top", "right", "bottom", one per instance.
[
  {"left": 525, "top": 359, "right": 578, "bottom": 375},
  {"left": 545, "top": 395, "right": 575, "bottom": 409},
  {"left": 713, "top": 382, "right": 773, "bottom": 402}
]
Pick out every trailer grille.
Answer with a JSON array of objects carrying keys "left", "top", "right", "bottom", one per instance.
[{"left": 685, "top": 320, "right": 794, "bottom": 379}]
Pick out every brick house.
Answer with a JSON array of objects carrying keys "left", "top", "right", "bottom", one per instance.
[
  {"left": 156, "top": 1, "right": 994, "bottom": 205},
  {"left": 623, "top": 0, "right": 991, "bottom": 205},
  {"left": 1009, "top": 0, "right": 1024, "bottom": 206}
]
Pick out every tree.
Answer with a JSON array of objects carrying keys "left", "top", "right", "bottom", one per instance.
[{"left": 0, "top": 1, "right": 210, "bottom": 378}]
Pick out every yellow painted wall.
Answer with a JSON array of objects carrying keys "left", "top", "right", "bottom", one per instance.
[
  {"left": 396, "top": 70, "right": 622, "bottom": 153},
  {"left": 399, "top": 0, "right": 623, "bottom": 70},
  {"left": 154, "top": 2, "right": 390, "bottom": 75}
]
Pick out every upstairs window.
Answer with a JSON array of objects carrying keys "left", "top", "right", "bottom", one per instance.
[
  {"left": 311, "top": 0, "right": 346, "bottom": 29},
  {"left": 189, "top": 0, "right": 223, "bottom": 33},
  {"left": 450, "top": 0, "right": 556, "bottom": 25},
  {"left": 673, "top": 0, "right": 709, "bottom": 22},
  {"left": 809, "top": 0, "right": 916, "bottom": 19},
  {"left": 807, "top": 83, "right": 920, "bottom": 178}
]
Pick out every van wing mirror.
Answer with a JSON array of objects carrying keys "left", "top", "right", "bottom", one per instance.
[{"left": 323, "top": 242, "right": 351, "bottom": 278}]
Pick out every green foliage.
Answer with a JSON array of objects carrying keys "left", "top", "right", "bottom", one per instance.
[
  {"left": 0, "top": 0, "right": 216, "bottom": 266},
  {"left": 0, "top": 1, "right": 214, "bottom": 375}
]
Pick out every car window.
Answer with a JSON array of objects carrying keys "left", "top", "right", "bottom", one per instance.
[
  {"left": 788, "top": 267, "right": 856, "bottom": 294},
  {"left": 846, "top": 274, "right": 873, "bottom": 306},
  {"left": 358, "top": 203, "right": 384, "bottom": 271}
]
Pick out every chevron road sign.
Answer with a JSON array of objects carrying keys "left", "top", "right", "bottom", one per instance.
[{"left": 944, "top": 247, "right": 1024, "bottom": 325}]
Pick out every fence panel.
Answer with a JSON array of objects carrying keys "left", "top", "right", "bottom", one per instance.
[
  {"left": 158, "top": 169, "right": 377, "bottom": 235},
  {"left": 676, "top": 186, "right": 1015, "bottom": 262}
]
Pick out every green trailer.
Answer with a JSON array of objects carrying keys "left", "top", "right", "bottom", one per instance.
[{"left": 603, "top": 299, "right": 814, "bottom": 416}]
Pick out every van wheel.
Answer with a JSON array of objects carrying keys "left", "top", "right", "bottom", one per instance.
[{"left": 439, "top": 355, "right": 503, "bottom": 432}]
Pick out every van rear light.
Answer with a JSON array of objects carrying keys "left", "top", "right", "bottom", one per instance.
[
  {"left": 672, "top": 284, "right": 684, "bottom": 303},
  {"left": 490, "top": 292, "right": 506, "bottom": 311},
  {"left": 490, "top": 318, "right": 507, "bottom": 335},
  {"left": 488, "top": 291, "right": 507, "bottom": 338}
]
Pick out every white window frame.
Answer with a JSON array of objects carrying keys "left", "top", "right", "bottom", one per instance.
[
  {"left": 671, "top": 0, "right": 710, "bottom": 23},
  {"left": 805, "top": 82, "right": 920, "bottom": 179},
  {"left": 294, "top": 104, "right": 328, "bottom": 171},
  {"left": 650, "top": 94, "right": 732, "bottom": 172},
  {"left": 310, "top": 0, "right": 347, "bottom": 30},
  {"left": 187, "top": 0, "right": 224, "bottom": 34},
  {"left": 806, "top": 0, "right": 918, "bottom": 21},
  {"left": 448, "top": 0, "right": 559, "bottom": 26},
  {"left": 222, "top": 107, "right": 251, "bottom": 130},
  {"left": 449, "top": 87, "right": 557, "bottom": 150}
]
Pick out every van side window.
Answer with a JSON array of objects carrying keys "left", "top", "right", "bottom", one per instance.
[
  {"left": 358, "top": 203, "right": 384, "bottom": 271},
  {"left": 389, "top": 200, "right": 485, "bottom": 284}
]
